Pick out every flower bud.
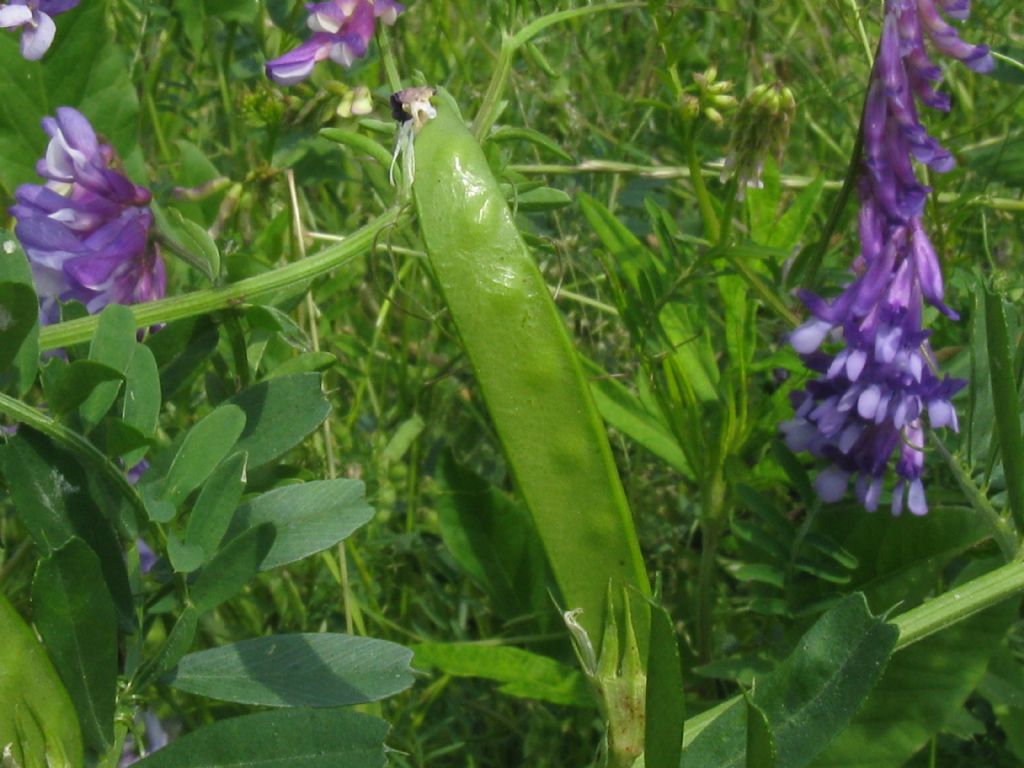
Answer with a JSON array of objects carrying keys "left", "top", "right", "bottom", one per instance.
[{"left": 721, "top": 82, "right": 796, "bottom": 196}]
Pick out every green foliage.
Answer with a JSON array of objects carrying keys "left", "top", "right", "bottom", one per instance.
[
  {"left": 32, "top": 538, "right": 117, "bottom": 754},
  {"left": 684, "top": 595, "right": 898, "bottom": 767},
  {"left": 131, "top": 709, "right": 389, "bottom": 768},
  {"left": 0, "top": 1, "right": 1021, "bottom": 765},
  {"left": 166, "top": 633, "right": 414, "bottom": 707}
]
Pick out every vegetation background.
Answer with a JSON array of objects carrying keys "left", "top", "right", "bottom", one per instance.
[{"left": 1, "top": 1, "right": 1023, "bottom": 766}]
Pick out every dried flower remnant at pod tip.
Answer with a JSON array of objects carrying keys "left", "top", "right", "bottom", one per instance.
[
  {"left": 782, "top": 0, "right": 993, "bottom": 516},
  {"left": 389, "top": 86, "right": 437, "bottom": 188},
  {"left": 721, "top": 82, "right": 796, "bottom": 198},
  {"left": 265, "top": 0, "right": 405, "bottom": 86},
  {"left": 9, "top": 107, "right": 165, "bottom": 324},
  {"left": 0, "top": 0, "right": 77, "bottom": 60},
  {"left": 391, "top": 86, "right": 437, "bottom": 130}
]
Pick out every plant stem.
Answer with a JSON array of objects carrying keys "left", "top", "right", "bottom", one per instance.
[
  {"left": 377, "top": 23, "right": 402, "bottom": 93},
  {"left": 931, "top": 433, "right": 1020, "bottom": 561},
  {"left": 696, "top": 472, "right": 729, "bottom": 664},
  {"left": 0, "top": 394, "right": 148, "bottom": 525},
  {"left": 893, "top": 557, "right": 1024, "bottom": 649},
  {"left": 472, "top": 2, "right": 644, "bottom": 141},
  {"left": 684, "top": 122, "right": 721, "bottom": 242},
  {"left": 507, "top": 162, "right": 1024, "bottom": 212},
  {"left": 472, "top": 32, "right": 515, "bottom": 141},
  {"left": 785, "top": 125, "right": 864, "bottom": 288},
  {"left": 38, "top": 208, "right": 404, "bottom": 351}
]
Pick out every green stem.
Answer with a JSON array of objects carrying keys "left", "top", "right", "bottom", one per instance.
[
  {"left": 38, "top": 208, "right": 403, "bottom": 351},
  {"left": 786, "top": 125, "right": 864, "bottom": 288},
  {"left": 472, "top": 2, "right": 644, "bottom": 141},
  {"left": 684, "top": 557, "right": 1024, "bottom": 745},
  {"left": 717, "top": 178, "right": 739, "bottom": 247},
  {"left": 685, "top": 122, "right": 721, "bottom": 242},
  {"left": 508, "top": 2, "right": 643, "bottom": 49},
  {"left": 893, "top": 557, "right": 1024, "bottom": 649},
  {"left": 931, "top": 433, "right": 1020, "bottom": 561},
  {"left": 377, "top": 23, "right": 402, "bottom": 93},
  {"left": 696, "top": 473, "right": 728, "bottom": 664},
  {"left": 507, "top": 161, "right": 1024, "bottom": 212},
  {"left": 0, "top": 394, "right": 148, "bottom": 524},
  {"left": 472, "top": 32, "right": 515, "bottom": 141}
]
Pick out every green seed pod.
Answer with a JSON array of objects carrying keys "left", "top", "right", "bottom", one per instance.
[{"left": 409, "top": 88, "right": 650, "bottom": 651}]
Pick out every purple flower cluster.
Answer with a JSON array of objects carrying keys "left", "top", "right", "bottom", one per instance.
[
  {"left": 0, "top": 0, "right": 78, "bottom": 60},
  {"left": 782, "top": 0, "right": 992, "bottom": 515},
  {"left": 11, "top": 107, "right": 165, "bottom": 324},
  {"left": 265, "top": 0, "right": 404, "bottom": 86}
]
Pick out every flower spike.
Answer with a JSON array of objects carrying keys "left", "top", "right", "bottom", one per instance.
[{"left": 783, "top": 0, "right": 991, "bottom": 514}]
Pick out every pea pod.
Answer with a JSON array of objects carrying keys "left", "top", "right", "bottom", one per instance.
[
  {"left": 0, "top": 592, "right": 82, "bottom": 768},
  {"left": 412, "top": 89, "right": 649, "bottom": 650}
]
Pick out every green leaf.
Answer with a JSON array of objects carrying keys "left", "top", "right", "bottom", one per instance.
[
  {"left": 152, "top": 203, "right": 221, "bottom": 282},
  {"left": 584, "top": 359, "right": 692, "bottom": 478},
  {"left": 166, "top": 634, "right": 414, "bottom": 707},
  {"left": 645, "top": 605, "right": 685, "bottom": 768},
  {"left": 980, "top": 646, "right": 1024, "bottom": 761},
  {"left": 435, "top": 454, "right": 551, "bottom": 619},
  {"left": 0, "top": 429, "right": 133, "bottom": 625},
  {"left": 684, "top": 594, "right": 898, "bottom": 768},
  {"left": 319, "top": 128, "right": 393, "bottom": 168},
  {"left": 131, "top": 708, "right": 388, "bottom": 768},
  {"left": 961, "top": 134, "right": 1024, "bottom": 188},
  {"left": 133, "top": 607, "right": 200, "bottom": 692},
  {"left": 147, "top": 316, "right": 220, "bottom": 398},
  {"left": 227, "top": 479, "right": 373, "bottom": 571},
  {"left": 746, "top": 157, "right": 782, "bottom": 245},
  {"left": 768, "top": 177, "right": 825, "bottom": 252},
  {"left": 157, "top": 404, "right": 247, "bottom": 510},
  {"left": 488, "top": 125, "right": 573, "bottom": 161},
  {"left": 0, "top": 0, "right": 139, "bottom": 194},
  {"left": 31, "top": 538, "right": 117, "bottom": 754},
  {"left": 227, "top": 373, "right": 331, "bottom": 468},
  {"left": 984, "top": 286, "right": 1024, "bottom": 528},
  {"left": 989, "top": 47, "right": 1024, "bottom": 86},
  {"left": 80, "top": 305, "right": 138, "bottom": 431},
  {"left": 169, "top": 139, "right": 226, "bottom": 226},
  {"left": 745, "top": 695, "right": 777, "bottom": 768},
  {"left": 166, "top": 534, "right": 207, "bottom": 574},
  {"left": 0, "top": 282, "right": 39, "bottom": 378},
  {"left": 511, "top": 186, "right": 573, "bottom": 212},
  {"left": 189, "top": 523, "right": 275, "bottom": 613},
  {"left": 811, "top": 561, "right": 1018, "bottom": 767},
  {"left": 122, "top": 344, "right": 162, "bottom": 439},
  {"left": 42, "top": 360, "right": 125, "bottom": 417},
  {"left": 185, "top": 452, "right": 248, "bottom": 564},
  {"left": 0, "top": 232, "right": 39, "bottom": 394},
  {"left": 411, "top": 643, "right": 592, "bottom": 707},
  {"left": 265, "top": 351, "right": 337, "bottom": 379},
  {"left": 0, "top": 592, "right": 82, "bottom": 768}
]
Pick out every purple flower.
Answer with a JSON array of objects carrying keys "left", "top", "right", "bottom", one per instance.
[
  {"left": 0, "top": 0, "right": 78, "bottom": 60},
  {"left": 265, "top": 0, "right": 404, "bottom": 86},
  {"left": 10, "top": 107, "right": 165, "bottom": 324},
  {"left": 782, "top": 0, "right": 990, "bottom": 515}
]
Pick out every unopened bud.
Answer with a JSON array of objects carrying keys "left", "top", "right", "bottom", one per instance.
[
  {"left": 721, "top": 81, "right": 797, "bottom": 198},
  {"left": 679, "top": 94, "right": 701, "bottom": 121}
]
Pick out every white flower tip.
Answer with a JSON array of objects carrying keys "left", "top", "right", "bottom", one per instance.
[{"left": 791, "top": 319, "right": 832, "bottom": 355}]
